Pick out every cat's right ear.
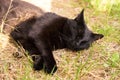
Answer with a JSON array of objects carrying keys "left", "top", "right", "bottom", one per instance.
[{"left": 74, "top": 9, "right": 85, "bottom": 25}]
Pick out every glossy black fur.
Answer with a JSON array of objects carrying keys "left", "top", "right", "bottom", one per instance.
[{"left": 10, "top": 10, "right": 103, "bottom": 74}]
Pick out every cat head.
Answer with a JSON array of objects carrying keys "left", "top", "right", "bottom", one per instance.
[{"left": 62, "top": 9, "right": 104, "bottom": 51}]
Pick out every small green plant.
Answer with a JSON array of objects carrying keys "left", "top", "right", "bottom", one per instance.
[
  {"left": 104, "top": 52, "right": 120, "bottom": 68},
  {"left": 90, "top": 0, "right": 120, "bottom": 14}
]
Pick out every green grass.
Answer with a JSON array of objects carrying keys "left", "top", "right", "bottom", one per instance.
[
  {"left": 0, "top": 0, "right": 120, "bottom": 80},
  {"left": 70, "top": 0, "right": 120, "bottom": 79}
]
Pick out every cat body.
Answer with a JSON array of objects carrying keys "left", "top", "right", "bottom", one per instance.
[{"left": 11, "top": 10, "right": 103, "bottom": 74}]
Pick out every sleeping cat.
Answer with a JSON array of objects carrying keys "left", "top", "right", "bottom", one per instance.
[{"left": 10, "top": 9, "right": 104, "bottom": 74}]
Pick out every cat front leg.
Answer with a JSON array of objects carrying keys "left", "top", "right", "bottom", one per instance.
[{"left": 34, "top": 40, "right": 57, "bottom": 74}]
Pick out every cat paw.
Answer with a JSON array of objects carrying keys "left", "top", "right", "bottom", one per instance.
[
  {"left": 33, "top": 63, "right": 43, "bottom": 70},
  {"left": 44, "top": 64, "right": 57, "bottom": 74},
  {"left": 33, "top": 56, "right": 44, "bottom": 70}
]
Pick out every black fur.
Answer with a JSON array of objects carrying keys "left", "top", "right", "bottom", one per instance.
[{"left": 10, "top": 9, "right": 104, "bottom": 74}]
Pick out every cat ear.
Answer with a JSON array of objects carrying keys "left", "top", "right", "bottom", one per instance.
[
  {"left": 91, "top": 33, "right": 104, "bottom": 41},
  {"left": 74, "top": 9, "right": 85, "bottom": 25}
]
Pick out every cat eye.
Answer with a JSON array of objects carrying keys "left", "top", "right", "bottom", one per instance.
[
  {"left": 80, "top": 41, "right": 88, "bottom": 45},
  {"left": 76, "top": 34, "right": 83, "bottom": 39},
  {"left": 76, "top": 36, "right": 82, "bottom": 39},
  {"left": 78, "top": 29, "right": 82, "bottom": 33}
]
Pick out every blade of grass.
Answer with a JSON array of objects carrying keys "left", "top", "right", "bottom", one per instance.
[{"left": 0, "top": 0, "right": 13, "bottom": 33}]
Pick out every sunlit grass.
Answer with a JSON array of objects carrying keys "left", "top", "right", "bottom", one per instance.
[{"left": 91, "top": 0, "right": 120, "bottom": 13}]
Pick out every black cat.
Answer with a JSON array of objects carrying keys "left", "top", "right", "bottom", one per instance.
[{"left": 10, "top": 9, "right": 104, "bottom": 74}]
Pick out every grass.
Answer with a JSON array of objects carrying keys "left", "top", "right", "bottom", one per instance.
[{"left": 0, "top": 0, "right": 120, "bottom": 80}]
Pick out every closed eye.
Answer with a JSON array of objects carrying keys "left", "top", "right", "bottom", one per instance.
[
  {"left": 76, "top": 35, "right": 83, "bottom": 40},
  {"left": 80, "top": 41, "right": 88, "bottom": 45}
]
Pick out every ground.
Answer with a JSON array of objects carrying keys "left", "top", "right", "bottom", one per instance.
[{"left": 0, "top": 0, "right": 120, "bottom": 80}]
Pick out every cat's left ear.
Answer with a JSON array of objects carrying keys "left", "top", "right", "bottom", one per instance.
[
  {"left": 91, "top": 33, "right": 104, "bottom": 41},
  {"left": 74, "top": 9, "right": 85, "bottom": 25}
]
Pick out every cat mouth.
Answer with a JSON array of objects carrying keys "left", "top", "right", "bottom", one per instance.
[{"left": 71, "top": 46, "right": 90, "bottom": 51}]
